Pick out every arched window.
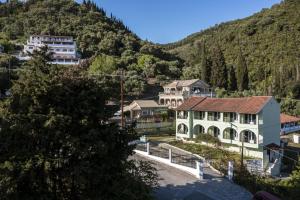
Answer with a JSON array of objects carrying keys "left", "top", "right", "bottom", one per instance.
[
  {"left": 240, "top": 130, "right": 257, "bottom": 144},
  {"left": 177, "top": 123, "right": 188, "bottom": 134},
  {"left": 207, "top": 126, "right": 220, "bottom": 137},
  {"left": 223, "top": 128, "right": 237, "bottom": 140},
  {"left": 194, "top": 125, "right": 205, "bottom": 136},
  {"left": 177, "top": 99, "right": 183, "bottom": 106}
]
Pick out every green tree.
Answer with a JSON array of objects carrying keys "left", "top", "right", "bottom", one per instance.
[
  {"left": 210, "top": 46, "right": 227, "bottom": 88},
  {"left": 200, "top": 42, "right": 211, "bottom": 84},
  {"left": 236, "top": 51, "right": 249, "bottom": 91},
  {"left": 89, "top": 54, "right": 118, "bottom": 75},
  {"left": 0, "top": 50, "right": 157, "bottom": 199},
  {"left": 291, "top": 81, "right": 300, "bottom": 99},
  {"left": 227, "top": 65, "right": 237, "bottom": 91}
]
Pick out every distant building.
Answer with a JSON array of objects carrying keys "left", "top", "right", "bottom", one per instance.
[
  {"left": 280, "top": 114, "right": 300, "bottom": 135},
  {"left": 123, "top": 100, "right": 168, "bottom": 121},
  {"left": 176, "top": 96, "right": 282, "bottom": 176},
  {"left": 22, "top": 35, "right": 80, "bottom": 65},
  {"left": 158, "top": 79, "right": 215, "bottom": 109}
]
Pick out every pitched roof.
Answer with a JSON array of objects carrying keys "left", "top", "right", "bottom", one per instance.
[
  {"left": 177, "top": 96, "right": 273, "bottom": 114},
  {"left": 134, "top": 100, "right": 161, "bottom": 108},
  {"left": 164, "top": 79, "right": 209, "bottom": 88},
  {"left": 124, "top": 100, "right": 167, "bottom": 112},
  {"left": 280, "top": 114, "right": 300, "bottom": 124},
  {"left": 176, "top": 97, "right": 206, "bottom": 111}
]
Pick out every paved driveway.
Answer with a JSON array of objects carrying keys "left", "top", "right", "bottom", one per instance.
[{"left": 133, "top": 154, "right": 252, "bottom": 200}]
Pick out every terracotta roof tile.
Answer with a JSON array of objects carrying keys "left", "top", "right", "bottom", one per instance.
[
  {"left": 280, "top": 113, "right": 300, "bottom": 124},
  {"left": 176, "top": 97, "right": 206, "bottom": 111},
  {"left": 177, "top": 96, "right": 273, "bottom": 114}
]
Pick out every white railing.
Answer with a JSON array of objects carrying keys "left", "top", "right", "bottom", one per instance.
[
  {"left": 159, "top": 91, "right": 187, "bottom": 95},
  {"left": 281, "top": 125, "right": 300, "bottom": 134},
  {"left": 191, "top": 92, "right": 216, "bottom": 97}
]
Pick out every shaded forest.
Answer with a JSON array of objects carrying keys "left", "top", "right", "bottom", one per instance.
[{"left": 165, "top": 0, "right": 300, "bottom": 98}]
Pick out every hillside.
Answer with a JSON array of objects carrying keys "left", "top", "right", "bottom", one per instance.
[
  {"left": 165, "top": 0, "right": 300, "bottom": 97},
  {"left": 0, "top": 0, "right": 183, "bottom": 97}
]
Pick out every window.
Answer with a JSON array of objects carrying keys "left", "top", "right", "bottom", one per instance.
[
  {"left": 177, "top": 124, "right": 188, "bottom": 134},
  {"left": 177, "top": 111, "right": 188, "bottom": 119},
  {"left": 63, "top": 49, "right": 68, "bottom": 52},
  {"left": 223, "top": 112, "right": 237, "bottom": 122},
  {"left": 194, "top": 125, "right": 205, "bottom": 136},
  {"left": 240, "top": 114, "right": 256, "bottom": 124},
  {"left": 240, "top": 130, "right": 257, "bottom": 144},
  {"left": 207, "top": 126, "right": 220, "bottom": 137},
  {"left": 208, "top": 112, "right": 220, "bottom": 121},
  {"left": 142, "top": 110, "right": 149, "bottom": 115},
  {"left": 194, "top": 111, "right": 205, "bottom": 120},
  {"left": 223, "top": 128, "right": 237, "bottom": 140}
]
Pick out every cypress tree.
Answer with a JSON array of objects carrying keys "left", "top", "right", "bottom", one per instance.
[
  {"left": 201, "top": 42, "right": 211, "bottom": 84},
  {"left": 210, "top": 46, "right": 227, "bottom": 89},
  {"left": 236, "top": 51, "right": 249, "bottom": 91},
  {"left": 228, "top": 65, "right": 237, "bottom": 91}
]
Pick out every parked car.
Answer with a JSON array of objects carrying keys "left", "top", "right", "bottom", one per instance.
[{"left": 252, "top": 191, "right": 281, "bottom": 200}]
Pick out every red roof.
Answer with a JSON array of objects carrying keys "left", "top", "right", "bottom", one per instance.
[
  {"left": 280, "top": 113, "right": 300, "bottom": 124},
  {"left": 176, "top": 97, "right": 206, "bottom": 111},
  {"left": 177, "top": 96, "right": 273, "bottom": 114}
]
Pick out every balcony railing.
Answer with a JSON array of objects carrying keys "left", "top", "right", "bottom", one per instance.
[
  {"left": 207, "top": 116, "right": 220, "bottom": 121},
  {"left": 191, "top": 92, "right": 216, "bottom": 97},
  {"left": 159, "top": 91, "right": 188, "bottom": 96},
  {"left": 281, "top": 125, "right": 300, "bottom": 134}
]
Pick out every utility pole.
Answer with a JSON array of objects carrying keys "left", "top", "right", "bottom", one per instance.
[
  {"left": 240, "top": 132, "right": 244, "bottom": 172},
  {"left": 120, "top": 69, "right": 125, "bottom": 129}
]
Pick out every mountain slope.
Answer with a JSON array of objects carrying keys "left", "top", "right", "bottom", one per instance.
[
  {"left": 165, "top": 0, "right": 300, "bottom": 96},
  {"left": 0, "top": 0, "right": 183, "bottom": 97}
]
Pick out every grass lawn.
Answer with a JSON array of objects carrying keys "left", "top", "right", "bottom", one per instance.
[
  {"left": 168, "top": 140, "right": 241, "bottom": 161},
  {"left": 167, "top": 141, "right": 255, "bottom": 174},
  {"left": 147, "top": 134, "right": 176, "bottom": 143}
]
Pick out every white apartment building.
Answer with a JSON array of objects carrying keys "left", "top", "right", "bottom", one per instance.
[
  {"left": 22, "top": 35, "right": 80, "bottom": 65},
  {"left": 176, "top": 96, "right": 282, "bottom": 176},
  {"left": 158, "top": 79, "right": 215, "bottom": 109}
]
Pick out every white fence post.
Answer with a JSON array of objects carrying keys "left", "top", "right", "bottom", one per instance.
[
  {"left": 169, "top": 149, "right": 172, "bottom": 163},
  {"left": 146, "top": 142, "right": 150, "bottom": 155},
  {"left": 196, "top": 161, "right": 204, "bottom": 180},
  {"left": 228, "top": 161, "right": 233, "bottom": 181}
]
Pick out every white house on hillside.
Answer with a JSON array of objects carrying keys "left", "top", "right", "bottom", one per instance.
[
  {"left": 158, "top": 79, "right": 215, "bottom": 109},
  {"left": 21, "top": 35, "right": 80, "bottom": 65},
  {"left": 176, "top": 96, "right": 282, "bottom": 176},
  {"left": 280, "top": 113, "right": 300, "bottom": 135}
]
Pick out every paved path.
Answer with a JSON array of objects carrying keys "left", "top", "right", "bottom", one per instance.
[{"left": 132, "top": 154, "right": 252, "bottom": 200}]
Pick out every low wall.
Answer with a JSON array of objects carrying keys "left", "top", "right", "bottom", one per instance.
[{"left": 134, "top": 149, "right": 200, "bottom": 178}]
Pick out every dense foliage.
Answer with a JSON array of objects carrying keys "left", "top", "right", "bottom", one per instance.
[
  {"left": 0, "top": 0, "right": 183, "bottom": 97},
  {"left": 0, "top": 49, "right": 158, "bottom": 199},
  {"left": 165, "top": 0, "right": 300, "bottom": 97}
]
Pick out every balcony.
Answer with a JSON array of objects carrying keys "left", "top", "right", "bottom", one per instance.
[
  {"left": 191, "top": 91, "right": 216, "bottom": 97},
  {"left": 177, "top": 111, "right": 188, "bottom": 119},
  {"left": 281, "top": 125, "right": 300, "bottom": 134},
  {"left": 159, "top": 91, "right": 188, "bottom": 96},
  {"left": 240, "top": 114, "right": 256, "bottom": 125}
]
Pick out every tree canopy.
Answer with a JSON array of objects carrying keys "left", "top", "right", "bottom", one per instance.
[{"left": 0, "top": 48, "right": 157, "bottom": 199}]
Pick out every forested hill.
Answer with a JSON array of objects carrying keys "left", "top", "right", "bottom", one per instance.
[
  {"left": 0, "top": 0, "right": 183, "bottom": 97},
  {"left": 0, "top": 0, "right": 138, "bottom": 58},
  {"left": 164, "top": 0, "right": 300, "bottom": 97}
]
